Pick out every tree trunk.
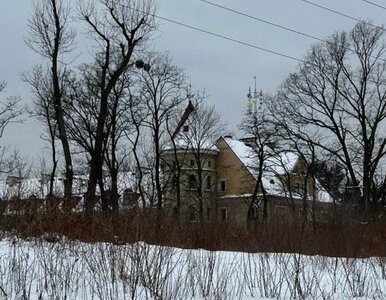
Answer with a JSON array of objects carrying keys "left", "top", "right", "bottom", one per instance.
[
  {"left": 85, "top": 154, "right": 99, "bottom": 215},
  {"left": 154, "top": 125, "right": 163, "bottom": 209},
  {"left": 51, "top": 0, "right": 73, "bottom": 201},
  {"left": 110, "top": 167, "right": 119, "bottom": 211},
  {"left": 85, "top": 86, "right": 109, "bottom": 213}
]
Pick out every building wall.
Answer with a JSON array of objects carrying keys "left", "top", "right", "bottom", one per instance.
[
  {"left": 277, "top": 157, "right": 316, "bottom": 198},
  {"left": 161, "top": 149, "right": 218, "bottom": 220},
  {"left": 215, "top": 138, "right": 256, "bottom": 196},
  {"left": 161, "top": 138, "right": 330, "bottom": 225},
  {"left": 216, "top": 196, "right": 251, "bottom": 224},
  {"left": 217, "top": 194, "right": 334, "bottom": 226}
]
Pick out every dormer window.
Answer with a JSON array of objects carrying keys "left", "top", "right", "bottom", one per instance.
[{"left": 6, "top": 176, "right": 21, "bottom": 187}]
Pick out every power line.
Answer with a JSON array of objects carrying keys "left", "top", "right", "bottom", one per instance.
[
  {"left": 360, "top": 0, "right": 386, "bottom": 11},
  {"left": 198, "top": 0, "right": 325, "bottom": 44},
  {"left": 160, "top": 15, "right": 304, "bottom": 63},
  {"left": 301, "top": 0, "right": 384, "bottom": 31},
  {"left": 199, "top": 0, "right": 386, "bottom": 63},
  {"left": 301, "top": 0, "right": 363, "bottom": 22},
  {"left": 301, "top": 0, "right": 362, "bottom": 22},
  {"left": 110, "top": 1, "right": 386, "bottom": 87},
  {"left": 154, "top": 15, "right": 304, "bottom": 62},
  {"left": 116, "top": 4, "right": 304, "bottom": 63}
]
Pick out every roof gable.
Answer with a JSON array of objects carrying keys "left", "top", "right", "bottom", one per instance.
[{"left": 221, "top": 136, "right": 299, "bottom": 178}]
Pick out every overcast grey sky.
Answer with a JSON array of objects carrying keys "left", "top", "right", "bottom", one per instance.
[{"left": 0, "top": 0, "right": 385, "bottom": 159}]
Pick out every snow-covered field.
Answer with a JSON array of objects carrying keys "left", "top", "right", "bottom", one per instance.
[{"left": 0, "top": 235, "right": 385, "bottom": 299}]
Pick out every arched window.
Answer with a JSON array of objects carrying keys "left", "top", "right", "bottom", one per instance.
[
  {"left": 188, "top": 205, "right": 196, "bottom": 221},
  {"left": 206, "top": 175, "right": 212, "bottom": 190},
  {"left": 188, "top": 174, "right": 197, "bottom": 190},
  {"left": 172, "top": 175, "right": 178, "bottom": 190}
]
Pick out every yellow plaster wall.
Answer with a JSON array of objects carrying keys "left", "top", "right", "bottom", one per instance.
[{"left": 215, "top": 138, "right": 256, "bottom": 196}]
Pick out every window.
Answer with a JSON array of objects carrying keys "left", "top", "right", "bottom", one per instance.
[
  {"left": 207, "top": 160, "right": 212, "bottom": 168},
  {"left": 206, "top": 207, "right": 211, "bottom": 220},
  {"left": 6, "top": 176, "right": 20, "bottom": 187},
  {"left": 188, "top": 205, "right": 196, "bottom": 222},
  {"left": 206, "top": 176, "right": 212, "bottom": 191},
  {"left": 293, "top": 182, "right": 306, "bottom": 196},
  {"left": 122, "top": 188, "right": 133, "bottom": 206},
  {"left": 171, "top": 175, "right": 178, "bottom": 191},
  {"left": 220, "top": 207, "right": 228, "bottom": 222},
  {"left": 218, "top": 179, "right": 226, "bottom": 192},
  {"left": 188, "top": 174, "right": 197, "bottom": 190},
  {"left": 248, "top": 205, "right": 259, "bottom": 220},
  {"left": 189, "top": 159, "right": 195, "bottom": 167},
  {"left": 172, "top": 206, "right": 178, "bottom": 215}
]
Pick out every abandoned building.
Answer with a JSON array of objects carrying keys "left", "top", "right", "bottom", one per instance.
[{"left": 161, "top": 135, "right": 333, "bottom": 225}]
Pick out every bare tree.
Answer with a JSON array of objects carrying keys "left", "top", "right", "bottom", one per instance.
[
  {"left": 125, "top": 87, "right": 149, "bottom": 208},
  {"left": 177, "top": 101, "right": 227, "bottom": 222},
  {"left": 26, "top": 0, "right": 75, "bottom": 201},
  {"left": 313, "top": 159, "right": 345, "bottom": 203},
  {"left": 76, "top": 0, "right": 156, "bottom": 214},
  {"left": 271, "top": 21, "right": 386, "bottom": 214},
  {"left": 23, "top": 66, "right": 58, "bottom": 197},
  {"left": 103, "top": 72, "right": 135, "bottom": 211},
  {"left": 163, "top": 104, "right": 188, "bottom": 216},
  {"left": 64, "top": 59, "right": 139, "bottom": 211},
  {"left": 0, "top": 83, "right": 24, "bottom": 192},
  {"left": 135, "top": 51, "right": 187, "bottom": 209},
  {"left": 0, "top": 82, "right": 23, "bottom": 140},
  {"left": 240, "top": 90, "right": 279, "bottom": 221}
]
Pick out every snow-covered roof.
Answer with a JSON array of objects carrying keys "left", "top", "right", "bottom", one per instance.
[
  {"left": 315, "top": 179, "right": 334, "bottom": 203},
  {"left": 162, "top": 136, "right": 219, "bottom": 152},
  {"left": 222, "top": 137, "right": 333, "bottom": 203},
  {"left": 223, "top": 138, "right": 257, "bottom": 176},
  {"left": 223, "top": 137, "right": 298, "bottom": 178},
  {"left": 266, "top": 151, "right": 299, "bottom": 175},
  {"left": 0, "top": 171, "right": 138, "bottom": 200},
  {"left": 218, "top": 193, "right": 253, "bottom": 199}
]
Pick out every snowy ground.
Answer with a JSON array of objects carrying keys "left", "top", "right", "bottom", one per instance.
[{"left": 0, "top": 235, "right": 385, "bottom": 299}]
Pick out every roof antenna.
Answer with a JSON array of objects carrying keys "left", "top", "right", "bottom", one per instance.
[
  {"left": 253, "top": 76, "right": 257, "bottom": 99},
  {"left": 247, "top": 76, "right": 260, "bottom": 114},
  {"left": 247, "top": 86, "right": 251, "bottom": 99}
]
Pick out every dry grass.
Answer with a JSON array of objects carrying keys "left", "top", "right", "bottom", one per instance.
[
  {"left": 1, "top": 201, "right": 386, "bottom": 298},
  {"left": 1, "top": 204, "right": 386, "bottom": 258}
]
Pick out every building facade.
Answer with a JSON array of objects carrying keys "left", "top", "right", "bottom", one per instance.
[{"left": 161, "top": 136, "right": 333, "bottom": 225}]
